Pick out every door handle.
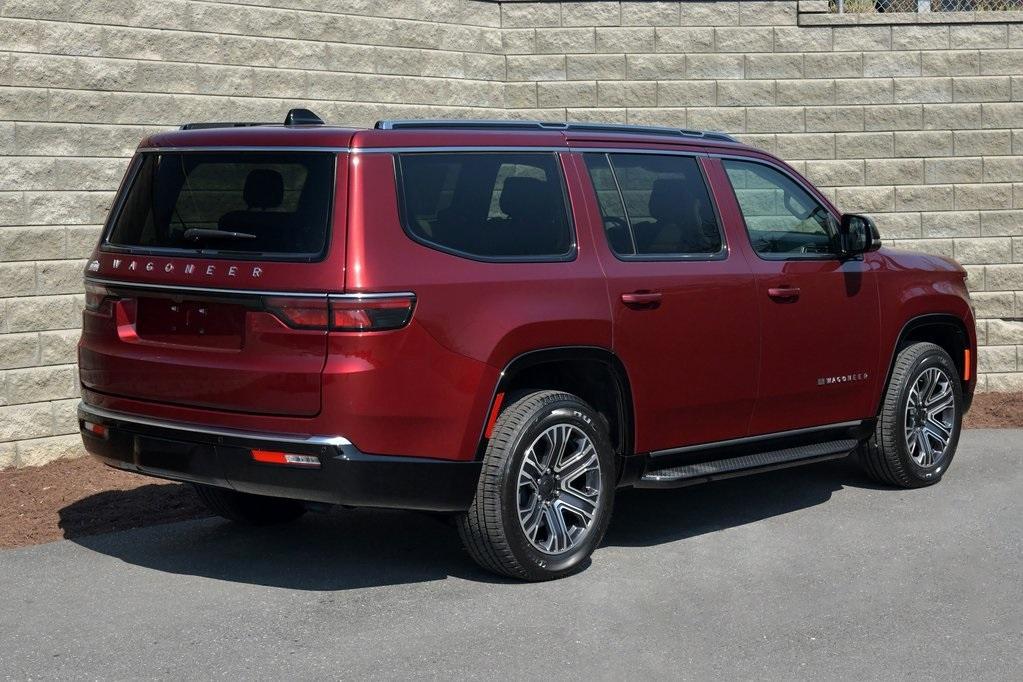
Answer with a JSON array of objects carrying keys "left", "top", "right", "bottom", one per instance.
[
  {"left": 767, "top": 286, "right": 801, "bottom": 301},
  {"left": 621, "top": 291, "right": 662, "bottom": 308}
]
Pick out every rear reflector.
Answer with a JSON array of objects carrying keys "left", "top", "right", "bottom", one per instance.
[
  {"left": 250, "top": 449, "right": 321, "bottom": 468},
  {"left": 263, "top": 294, "right": 415, "bottom": 332},
  {"left": 484, "top": 392, "right": 506, "bottom": 439},
  {"left": 82, "top": 421, "right": 108, "bottom": 439}
]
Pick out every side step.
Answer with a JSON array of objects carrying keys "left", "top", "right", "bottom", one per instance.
[{"left": 637, "top": 439, "right": 858, "bottom": 488}]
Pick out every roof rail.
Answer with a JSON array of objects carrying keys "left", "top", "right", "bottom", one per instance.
[
  {"left": 374, "top": 119, "right": 737, "bottom": 143},
  {"left": 181, "top": 108, "right": 325, "bottom": 131},
  {"left": 179, "top": 121, "right": 274, "bottom": 131}
]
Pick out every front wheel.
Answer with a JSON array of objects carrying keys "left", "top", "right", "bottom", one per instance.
[
  {"left": 457, "top": 391, "right": 616, "bottom": 581},
  {"left": 859, "top": 342, "right": 963, "bottom": 488}
]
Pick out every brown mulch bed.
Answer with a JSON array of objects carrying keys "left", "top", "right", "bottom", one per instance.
[
  {"left": 1, "top": 392, "right": 1020, "bottom": 551},
  {"left": 0, "top": 457, "right": 209, "bottom": 550},
  {"left": 963, "top": 391, "right": 1023, "bottom": 429}
]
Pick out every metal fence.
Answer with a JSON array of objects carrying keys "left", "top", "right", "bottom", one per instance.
[{"left": 832, "top": 0, "right": 1022, "bottom": 11}]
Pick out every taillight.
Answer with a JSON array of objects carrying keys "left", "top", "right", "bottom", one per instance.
[
  {"left": 330, "top": 294, "right": 415, "bottom": 331},
  {"left": 84, "top": 281, "right": 115, "bottom": 311},
  {"left": 263, "top": 297, "right": 330, "bottom": 329},
  {"left": 263, "top": 294, "right": 415, "bottom": 332}
]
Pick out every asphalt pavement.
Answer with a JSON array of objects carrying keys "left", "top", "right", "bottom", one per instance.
[{"left": 1, "top": 429, "right": 1020, "bottom": 680}]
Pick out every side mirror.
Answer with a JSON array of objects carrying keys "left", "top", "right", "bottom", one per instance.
[{"left": 840, "top": 214, "right": 881, "bottom": 257}]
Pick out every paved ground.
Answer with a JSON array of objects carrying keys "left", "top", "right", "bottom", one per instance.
[{"left": 1, "top": 430, "right": 1020, "bottom": 680}]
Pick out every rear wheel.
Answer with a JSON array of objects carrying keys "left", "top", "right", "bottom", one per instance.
[
  {"left": 859, "top": 342, "right": 963, "bottom": 488},
  {"left": 192, "top": 484, "right": 307, "bottom": 525},
  {"left": 457, "top": 391, "right": 616, "bottom": 581}
]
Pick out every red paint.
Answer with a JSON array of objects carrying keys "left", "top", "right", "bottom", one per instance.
[{"left": 78, "top": 123, "right": 976, "bottom": 463}]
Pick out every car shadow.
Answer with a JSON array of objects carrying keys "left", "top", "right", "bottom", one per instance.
[{"left": 61, "top": 457, "right": 874, "bottom": 590}]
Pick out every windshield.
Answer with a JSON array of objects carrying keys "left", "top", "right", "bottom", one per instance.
[{"left": 106, "top": 151, "right": 336, "bottom": 260}]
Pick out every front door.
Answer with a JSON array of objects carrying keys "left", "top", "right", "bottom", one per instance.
[
  {"left": 714, "top": 157, "right": 881, "bottom": 435},
  {"left": 572, "top": 151, "right": 760, "bottom": 454}
]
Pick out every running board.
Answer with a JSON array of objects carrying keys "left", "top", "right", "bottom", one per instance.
[{"left": 637, "top": 439, "right": 858, "bottom": 488}]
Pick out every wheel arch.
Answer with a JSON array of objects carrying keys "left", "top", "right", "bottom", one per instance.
[
  {"left": 479, "top": 347, "right": 635, "bottom": 465},
  {"left": 878, "top": 313, "right": 973, "bottom": 414}
]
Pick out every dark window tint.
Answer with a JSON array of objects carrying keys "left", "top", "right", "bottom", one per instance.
[
  {"left": 397, "top": 153, "right": 573, "bottom": 260},
  {"left": 107, "top": 151, "right": 335, "bottom": 259},
  {"left": 584, "top": 153, "right": 722, "bottom": 258},
  {"left": 723, "top": 159, "right": 837, "bottom": 259}
]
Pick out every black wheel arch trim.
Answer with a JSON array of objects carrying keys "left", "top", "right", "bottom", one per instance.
[
  {"left": 478, "top": 346, "right": 636, "bottom": 469},
  {"left": 878, "top": 313, "right": 973, "bottom": 415}
]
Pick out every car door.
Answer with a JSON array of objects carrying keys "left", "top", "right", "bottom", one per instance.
[
  {"left": 713, "top": 156, "right": 881, "bottom": 435},
  {"left": 571, "top": 150, "right": 760, "bottom": 454}
]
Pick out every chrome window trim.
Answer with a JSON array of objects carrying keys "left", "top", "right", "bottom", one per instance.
[
  {"left": 79, "top": 403, "right": 353, "bottom": 447},
  {"left": 84, "top": 276, "right": 413, "bottom": 300},
  {"left": 356, "top": 146, "right": 568, "bottom": 154},
  {"left": 136, "top": 146, "right": 350, "bottom": 154},
  {"left": 353, "top": 145, "right": 710, "bottom": 156}
]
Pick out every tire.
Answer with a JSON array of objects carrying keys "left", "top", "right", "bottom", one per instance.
[
  {"left": 859, "top": 342, "right": 963, "bottom": 488},
  {"left": 192, "top": 484, "right": 307, "bottom": 526},
  {"left": 457, "top": 391, "right": 616, "bottom": 581}
]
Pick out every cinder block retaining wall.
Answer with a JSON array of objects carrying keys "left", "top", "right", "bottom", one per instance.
[{"left": 1, "top": 1, "right": 1021, "bottom": 467}]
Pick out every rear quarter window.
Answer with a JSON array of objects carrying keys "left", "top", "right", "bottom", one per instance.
[
  {"left": 395, "top": 152, "right": 574, "bottom": 261},
  {"left": 106, "top": 151, "right": 336, "bottom": 261}
]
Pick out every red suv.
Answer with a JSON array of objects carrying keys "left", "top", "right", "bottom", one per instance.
[{"left": 79, "top": 110, "right": 976, "bottom": 580}]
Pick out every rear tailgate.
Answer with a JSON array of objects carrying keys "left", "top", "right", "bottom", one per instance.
[
  {"left": 79, "top": 146, "right": 349, "bottom": 417},
  {"left": 80, "top": 281, "right": 330, "bottom": 416}
]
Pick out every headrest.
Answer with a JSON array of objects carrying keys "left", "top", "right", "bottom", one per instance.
[
  {"left": 648, "top": 177, "right": 688, "bottom": 223},
  {"left": 243, "top": 169, "right": 284, "bottom": 209},
  {"left": 499, "top": 177, "right": 549, "bottom": 218}
]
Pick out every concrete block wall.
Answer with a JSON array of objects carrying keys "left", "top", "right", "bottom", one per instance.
[
  {"left": 0, "top": 0, "right": 1020, "bottom": 467},
  {"left": 495, "top": 0, "right": 1023, "bottom": 398}
]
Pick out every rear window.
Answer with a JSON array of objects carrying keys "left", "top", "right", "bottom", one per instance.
[
  {"left": 105, "top": 151, "right": 336, "bottom": 260},
  {"left": 396, "top": 152, "right": 574, "bottom": 261}
]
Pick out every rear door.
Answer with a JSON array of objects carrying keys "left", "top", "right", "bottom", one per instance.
[
  {"left": 573, "top": 150, "right": 759, "bottom": 454},
  {"left": 713, "top": 156, "right": 881, "bottom": 434},
  {"left": 79, "top": 149, "right": 344, "bottom": 416}
]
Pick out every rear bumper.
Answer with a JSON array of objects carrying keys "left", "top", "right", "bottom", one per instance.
[{"left": 78, "top": 402, "right": 481, "bottom": 512}]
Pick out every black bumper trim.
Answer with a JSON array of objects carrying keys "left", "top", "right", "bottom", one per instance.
[{"left": 78, "top": 403, "right": 481, "bottom": 512}]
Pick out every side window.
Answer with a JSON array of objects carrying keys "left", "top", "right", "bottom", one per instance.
[
  {"left": 723, "top": 159, "right": 838, "bottom": 259},
  {"left": 397, "top": 152, "right": 573, "bottom": 260},
  {"left": 584, "top": 153, "right": 723, "bottom": 258}
]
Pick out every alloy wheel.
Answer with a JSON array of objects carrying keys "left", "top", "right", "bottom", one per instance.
[
  {"left": 904, "top": 367, "right": 955, "bottom": 467},
  {"left": 516, "top": 423, "right": 602, "bottom": 554}
]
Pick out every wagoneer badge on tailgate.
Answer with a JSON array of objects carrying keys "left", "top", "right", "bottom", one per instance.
[{"left": 89, "top": 259, "right": 263, "bottom": 278}]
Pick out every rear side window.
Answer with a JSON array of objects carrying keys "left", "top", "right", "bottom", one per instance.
[
  {"left": 584, "top": 153, "right": 723, "bottom": 259},
  {"left": 106, "top": 151, "right": 336, "bottom": 260},
  {"left": 396, "top": 152, "right": 574, "bottom": 261}
]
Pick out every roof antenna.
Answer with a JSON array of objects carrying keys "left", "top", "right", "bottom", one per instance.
[{"left": 285, "top": 108, "right": 324, "bottom": 126}]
